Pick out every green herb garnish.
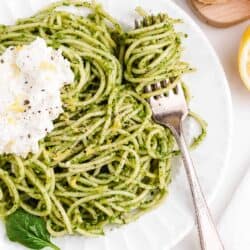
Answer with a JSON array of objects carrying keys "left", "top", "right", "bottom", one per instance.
[{"left": 5, "top": 209, "right": 60, "bottom": 250}]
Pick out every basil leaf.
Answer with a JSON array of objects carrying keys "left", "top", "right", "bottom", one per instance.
[{"left": 5, "top": 209, "right": 60, "bottom": 250}]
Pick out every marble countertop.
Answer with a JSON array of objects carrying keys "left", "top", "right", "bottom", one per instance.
[{"left": 172, "top": 1, "right": 250, "bottom": 249}]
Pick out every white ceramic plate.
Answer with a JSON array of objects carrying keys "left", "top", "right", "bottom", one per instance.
[{"left": 0, "top": 0, "right": 232, "bottom": 250}]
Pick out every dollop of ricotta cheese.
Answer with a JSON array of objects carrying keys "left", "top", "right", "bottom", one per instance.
[{"left": 0, "top": 38, "right": 74, "bottom": 157}]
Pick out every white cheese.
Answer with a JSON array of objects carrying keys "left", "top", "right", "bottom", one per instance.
[{"left": 0, "top": 38, "right": 74, "bottom": 157}]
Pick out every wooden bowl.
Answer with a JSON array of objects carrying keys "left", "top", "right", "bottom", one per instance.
[{"left": 189, "top": 0, "right": 250, "bottom": 27}]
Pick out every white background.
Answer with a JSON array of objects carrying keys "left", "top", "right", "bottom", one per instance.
[{"left": 173, "top": 1, "right": 250, "bottom": 249}]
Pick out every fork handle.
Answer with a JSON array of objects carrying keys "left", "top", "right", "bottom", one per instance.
[{"left": 174, "top": 128, "right": 224, "bottom": 250}]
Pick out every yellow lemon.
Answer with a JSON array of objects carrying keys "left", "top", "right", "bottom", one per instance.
[{"left": 238, "top": 26, "right": 250, "bottom": 89}]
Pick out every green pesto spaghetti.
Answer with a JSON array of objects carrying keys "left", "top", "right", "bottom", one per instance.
[{"left": 0, "top": 0, "right": 206, "bottom": 238}]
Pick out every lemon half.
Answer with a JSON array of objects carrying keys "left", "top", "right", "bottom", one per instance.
[{"left": 238, "top": 26, "right": 250, "bottom": 89}]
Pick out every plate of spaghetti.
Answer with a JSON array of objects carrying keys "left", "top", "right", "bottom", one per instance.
[{"left": 0, "top": 0, "right": 232, "bottom": 250}]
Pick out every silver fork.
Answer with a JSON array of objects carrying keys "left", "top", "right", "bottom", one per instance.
[{"left": 145, "top": 81, "right": 224, "bottom": 250}]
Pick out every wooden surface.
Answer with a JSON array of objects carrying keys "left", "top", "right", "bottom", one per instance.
[{"left": 189, "top": 0, "right": 250, "bottom": 27}]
